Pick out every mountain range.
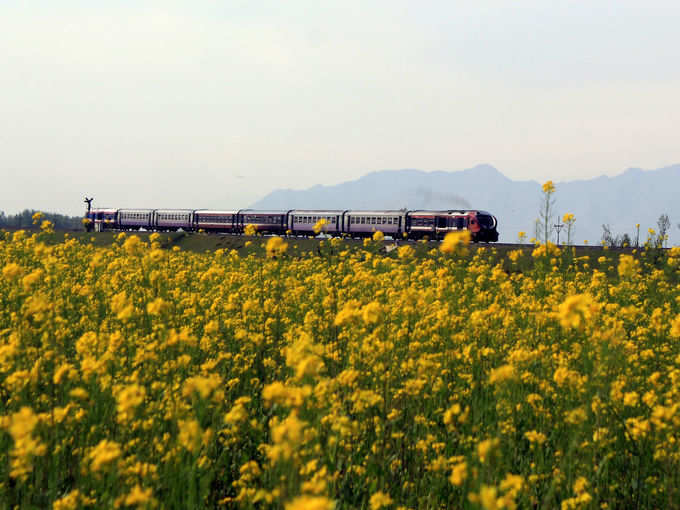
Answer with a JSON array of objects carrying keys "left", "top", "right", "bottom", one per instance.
[{"left": 251, "top": 164, "right": 680, "bottom": 245}]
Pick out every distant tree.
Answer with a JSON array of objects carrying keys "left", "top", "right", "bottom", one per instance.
[
  {"left": 657, "top": 214, "right": 670, "bottom": 248},
  {"left": 601, "top": 224, "right": 631, "bottom": 248},
  {"left": 601, "top": 224, "right": 614, "bottom": 247}
]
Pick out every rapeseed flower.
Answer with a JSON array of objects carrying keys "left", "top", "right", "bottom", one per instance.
[{"left": 266, "top": 236, "right": 288, "bottom": 257}]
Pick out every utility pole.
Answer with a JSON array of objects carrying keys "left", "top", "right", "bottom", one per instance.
[
  {"left": 553, "top": 216, "right": 564, "bottom": 246},
  {"left": 84, "top": 197, "right": 93, "bottom": 213}
]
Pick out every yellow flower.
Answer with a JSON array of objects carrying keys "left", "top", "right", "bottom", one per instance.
[
  {"left": 361, "top": 301, "right": 382, "bottom": 324},
  {"left": 477, "top": 438, "right": 499, "bottom": 463},
  {"left": 284, "top": 495, "right": 334, "bottom": 510},
  {"left": 617, "top": 254, "right": 639, "bottom": 279},
  {"left": 22, "top": 268, "right": 44, "bottom": 291},
  {"left": 178, "top": 419, "right": 203, "bottom": 453},
  {"left": 524, "top": 430, "right": 547, "bottom": 444},
  {"left": 88, "top": 439, "right": 122, "bottom": 472},
  {"left": 266, "top": 236, "right": 288, "bottom": 258},
  {"left": 449, "top": 461, "right": 467, "bottom": 486},
  {"left": 313, "top": 218, "right": 328, "bottom": 234},
  {"left": 23, "top": 293, "right": 50, "bottom": 322},
  {"left": 6, "top": 407, "right": 46, "bottom": 480},
  {"left": 116, "top": 384, "right": 146, "bottom": 422},
  {"left": 224, "top": 403, "right": 249, "bottom": 425},
  {"left": 2, "top": 262, "right": 22, "bottom": 280},
  {"left": 244, "top": 224, "right": 257, "bottom": 236},
  {"left": 183, "top": 375, "right": 222, "bottom": 399},
  {"left": 111, "top": 291, "right": 134, "bottom": 320},
  {"left": 123, "top": 235, "right": 144, "bottom": 255},
  {"left": 440, "top": 231, "right": 470, "bottom": 254},
  {"left": 372, "top": 230, "right": 385, "bottom": 242},
  {"left": 369, "top": 491, "right": 393, "bottom": 510},
  {"left": 670, "top": 315, "right": 680, "bottom": 338},
  {"left": 124, "top": 485, "right": 155, "bottom": 507},
  {"left": 557, "top": 294, "right": 596, "bottom": 330},
  {"left": 146, "top": 297, "right": 168, "bottom": 315},
  {"left": 40, "top": 220, "right": 54, "bottom": 233},
  {"left": 542, "top": 180, "right": 555, "bottom": 193},
  {"left": 397, "top": 245, "right": 415, "bottom": 259},
  {"left": 478, "top": 485, "right": 500, "bottom": 510},
  {"left": 489, "top": 364, "right": 515, "bottom": 384}
]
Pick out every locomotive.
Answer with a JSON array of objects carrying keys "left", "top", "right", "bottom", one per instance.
[{"left": 85, "top": 208, "right": 499, "bottom": 242}]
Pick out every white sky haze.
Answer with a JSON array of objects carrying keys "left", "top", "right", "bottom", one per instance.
[{"left": 1, "top": 1, "right": 679, "bottom": 215}]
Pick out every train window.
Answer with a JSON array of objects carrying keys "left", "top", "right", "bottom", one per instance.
[
  {"left": 382, "top": 217, "right": 387, "bottom": 224},
  {"left": 360, "top": 217, "right": 365, "bottom": 224}
]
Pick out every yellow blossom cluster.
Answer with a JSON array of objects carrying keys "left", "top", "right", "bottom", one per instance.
[{"left": 0, "top": 230, "right": 679, "bottom": 508}]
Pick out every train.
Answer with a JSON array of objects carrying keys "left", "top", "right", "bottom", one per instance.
[{"left": 85, "top": 208, "right": 499, "bottom": 242}]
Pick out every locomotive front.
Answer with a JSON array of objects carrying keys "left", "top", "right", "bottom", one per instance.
[{"left": 468, "top": 211, "right": 499, "bottom": 242}]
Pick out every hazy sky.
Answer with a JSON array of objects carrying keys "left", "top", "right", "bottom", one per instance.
[{"left": 1, "top": 1, "right": 679, "bottom": 215}]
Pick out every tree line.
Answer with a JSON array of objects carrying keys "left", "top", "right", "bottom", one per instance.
[{"left": 0, "top": 210, "right": 83, "bottom": 230}]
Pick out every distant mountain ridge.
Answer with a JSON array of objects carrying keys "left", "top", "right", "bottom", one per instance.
[{"left": 250, "top": 164, "right": 680, "bottom": 244}]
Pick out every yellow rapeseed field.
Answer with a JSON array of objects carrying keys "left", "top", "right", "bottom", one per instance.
[{"left": 1, "top": 227, "right": 680, "bottom": 509}]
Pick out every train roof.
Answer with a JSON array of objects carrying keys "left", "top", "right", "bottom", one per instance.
[
  {"left": 240, "top": 209, "right": 290, "bottom": 215},
  {"left": 406, "top": 209, "right": 494, "bottom": 216},
  {"left": 345, "top": 210, "right": 406, "bottom": 215},
  {"left": 194, "top": 210, "right": 240, "bottom": 215},
  {"left": 91, "top": 208, "right": 118, "bottom": 213},
  {"left": 154, "top": 209, "right": 194, "bottom": 213},
  {"left": 289, "top": 209, "right": 345, "bottom": 215},
  {"left": 118, "top": 208, "right": 154, "bottom": 213}
]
